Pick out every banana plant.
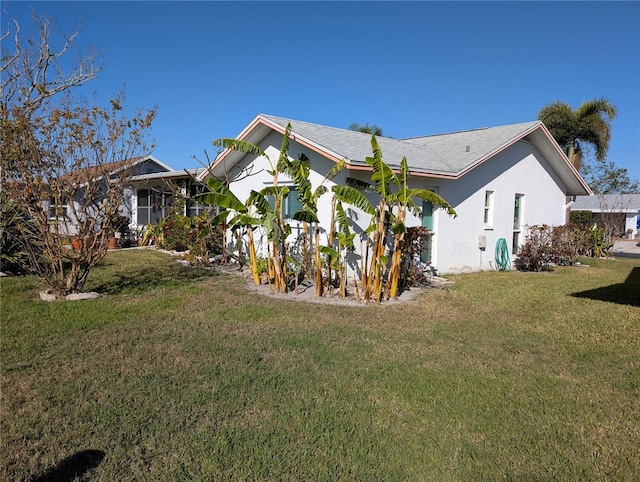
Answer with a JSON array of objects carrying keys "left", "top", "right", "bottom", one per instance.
[
  {"left": 384, "top": 156, "right": 457, "bottom": 299},
  {"left": 278, "top": 149, "right": 346, "bottom": 297},
  {"left": 210, "top": 125, "right": 296, "bottom": 292},
  {"left": 333, "top": 136, "right": 456, "bottom": 302},
  {"left": 320, "top": 199, "right": 357, "bottom": 298},
  {"left": 196, "top": 176, "right": 263, "bottom": 285},
  {"left": 247, "top": 186, "right": 292, "bottom": 292}
]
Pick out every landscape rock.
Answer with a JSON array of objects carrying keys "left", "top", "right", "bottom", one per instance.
[
  {"left": 66, "top": 292, "right": 101, "bottom": 301},
  {"left": 39, "top": 289, "right": 101, "bottom": 301}
]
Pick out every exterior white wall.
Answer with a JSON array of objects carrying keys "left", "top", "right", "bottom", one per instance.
[
  {"left": 625, "top": 213, "right": 639, "bottom": 238},
  {"left": 224, "top": 136, "right": 571, "bottom": 277},
  {"left": 223, "top": 131, "right": 374, "bottom": 269},
  {"left": 425, "top": 141, "right": 569, "bottom": 273}
]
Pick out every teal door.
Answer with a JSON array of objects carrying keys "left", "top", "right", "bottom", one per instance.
[{"left": 421, "top": 201, "right": 433, "bottom": 263}]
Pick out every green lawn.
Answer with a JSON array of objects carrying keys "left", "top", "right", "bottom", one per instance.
[{"left": 1, "top": 250, "right": 639, "bottom": 481}]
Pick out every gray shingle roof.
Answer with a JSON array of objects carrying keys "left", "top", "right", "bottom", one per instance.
[
  {"left": 572, "top": 194, "right": 640, "bottom": 212},
  {"left": 200, "top": 113, "right": 590, "bottom": 195},
  {"left": 261, "top": 114, "right": 540, "bottom": 177}
]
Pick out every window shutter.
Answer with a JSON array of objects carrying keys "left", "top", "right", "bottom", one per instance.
[{"left": 287, "top": 188, "right": 302, "bottom": 219}]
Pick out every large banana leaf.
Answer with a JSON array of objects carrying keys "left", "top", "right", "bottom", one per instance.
[
  {"left": 276, "top": 123, "right": 292, "bottom": 172},
  {"left": 408, "top": 189, "right": 457, "bottom": 217},
  {"left": 331, "top": 185, "right": 376, "bottom": 215},
  {"left": 335, "top": 201, "right": 349, "bottom": 236},
  {"left": 229, "top": 213, "right": 262, "bottom": 228},
  {"left": 247, "top": 190, "right": 272, "bottom": 216},
  {"left": 212, "top": 138, "right": 266, "bottom": 159},
  {"left": 210, "top": 210, "right": 232, "bottom": 226},
  {"left": 325, "top": 158, "right": 347, "bottom": 181},
  {"left": 195, "top": 178, "right": 247, "bottom": 213},
  {"left": 260, "top": 185, "right": 290, "bottom": 198},
  {"left": 366, "top": 136, "right": 398, "bottom": 199},
  {"left": 292, "top": 208, "right": 318, "bottom": 224}
]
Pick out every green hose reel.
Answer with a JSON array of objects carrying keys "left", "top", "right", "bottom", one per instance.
[{"left": 495, "top": 237, "right": 511, "bottom": 271}]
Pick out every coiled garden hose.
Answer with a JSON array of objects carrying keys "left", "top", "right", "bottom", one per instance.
[{"left": 495, "top": 237, "right": 511, "bottom": 271}]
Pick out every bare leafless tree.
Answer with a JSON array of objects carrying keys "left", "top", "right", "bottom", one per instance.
[{"left": 1, "top": 9, "right": 156, "bottom": 297}]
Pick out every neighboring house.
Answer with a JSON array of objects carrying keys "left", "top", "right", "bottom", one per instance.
[
  {"left": 571, "top": 193, "right": 640, "bottom": 238},
  {"left": 45, "top": 155, "right": 173, "bottom": 236},
  {"left": 46, "top": 154, "right": 207, "bottom": 236},
  {"left": 126, "top": 166, "right": 208, "bottom": 231},
  {"left": 198, "top": 114, "right": 591, "bottom": 274}
]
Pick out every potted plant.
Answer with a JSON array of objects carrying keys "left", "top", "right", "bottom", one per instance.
[
  {"left": 108, "top": 215, "right": 130, "bottom": 250},
  {"left": 107, "top": 236, "right": 119, "bottom": 249}
]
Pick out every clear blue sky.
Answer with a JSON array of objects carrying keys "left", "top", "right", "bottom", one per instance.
[{"left": 4, "top": 1, "right": 639, "bottom": 182}]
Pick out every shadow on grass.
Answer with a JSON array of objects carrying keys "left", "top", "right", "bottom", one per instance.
[
  {"left": 90, "top": 264, "right": 219, "bottom": 295},
  {"left": 571, "top": 267, "right": 640, "bottom": 307},
  {"left": 30, "top": 449, "right": 105, "bottom": 482}
]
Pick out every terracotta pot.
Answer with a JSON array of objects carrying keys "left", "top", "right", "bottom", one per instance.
[
  {"left": 71, "top": 238, "right": 82, "bottom": 250},
  {"left": 107, "top": 237, "right": 119, "bottom": 250}
]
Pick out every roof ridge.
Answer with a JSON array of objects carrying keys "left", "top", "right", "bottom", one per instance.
[
  {"left": 403, "top": 120, "right": 540, "bottom": 140},
  {"left": 260, "top": 113, "right": 392, "bottom": 139}
]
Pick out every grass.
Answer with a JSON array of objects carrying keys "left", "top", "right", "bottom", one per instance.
[{"left": 1, "top": 249, "right": 639, "bottom": 481}]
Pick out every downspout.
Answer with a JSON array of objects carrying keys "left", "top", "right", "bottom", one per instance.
[{"left": 563, "top": 195, "right": 576, "bottom": 224}]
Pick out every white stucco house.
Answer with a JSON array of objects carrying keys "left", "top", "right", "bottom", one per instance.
[{"left": 198, "top": 114, "right": 591, "bottom": 274}]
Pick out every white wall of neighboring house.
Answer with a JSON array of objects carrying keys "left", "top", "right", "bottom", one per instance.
[{"left": 625, "top": 214, "right": 638, "bottom": 238}]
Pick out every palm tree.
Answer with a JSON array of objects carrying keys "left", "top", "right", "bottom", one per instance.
[
  {"left": 538, "top": 98, "right": 617, "bottom": 170},
  {"left": 348, "top": 122, "right": 386, "bottom": 136}
]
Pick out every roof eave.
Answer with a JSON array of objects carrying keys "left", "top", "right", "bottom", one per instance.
[
  {"left": 534, "top": 123, "right": 592, "bottom": 196},
  {"left": 446, "top": 122, "right": 592, "bottom": 196}
]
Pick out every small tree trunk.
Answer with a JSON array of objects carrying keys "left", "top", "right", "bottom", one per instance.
[
  {"left": 247, "top": 226, "right": 260, "bottom": 286},
  {"left": 271, "top": 243, "right": 286, "bottom": 293},
  {"left": 387, "top": 206, "right": 407, "bottom": 299},
  {"left": 302, "top": 221, "right": 311, "bottom": 276},
  {"left": 339, "top": 254, "right": 347, "bottom": 298},
  {"left": 369, "top": 202, "right": 387, "bottom": 303},
  {"left": 362, "top": 238, "right": 370, "bottom": 301},
  {"left": 314, "top": 222, "right": 323, "bottom": 297},
  {"left": 326, "top": 197, "right": 336, "bottom": 290}
]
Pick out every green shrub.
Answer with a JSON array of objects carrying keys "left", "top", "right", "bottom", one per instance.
[
  {"left": 160, "top": 214, "right": 191, "bottom": 252},
  {"left": 569, "top": 210, "right": 594, "bottom": 226},
  {"left": 0, "top": 193, "right": 36, "bottom": 275}
]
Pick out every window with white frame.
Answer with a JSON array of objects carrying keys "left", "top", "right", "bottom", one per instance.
[
  {"left": 137, "top": 188, "right": 174, "bottom": 225},
  {"left": 483, "top": 190, "right": 494, "bottom": 228},
  {"left": 512, "top": 193, "right": 524, "bottom": 254},
  {"left": 48, "top": 196, "right": 69, "bottom": 219}
]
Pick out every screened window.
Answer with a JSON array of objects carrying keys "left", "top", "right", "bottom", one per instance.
[
  {"left": 137, "top": 188, "right": 174, "bottom": 225},
  {"left": 421, "top": 200, "right": 434, "bottom": 263}
]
